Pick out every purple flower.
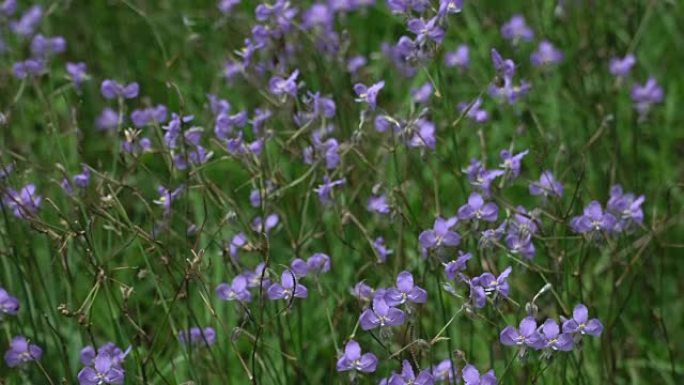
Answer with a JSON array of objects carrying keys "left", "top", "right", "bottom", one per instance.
[
  {"left": 508, "top": 206, "right": 539, "bottom": 238},
  {"left": 352, "top": 281, "right": 375, "bottom": 303},
  {"left": 367, "top": 194, "right": 390, "bottom": 214},
  {"left": 359, "top": 296, "right": 405, "bottom": 330},
  {"left": 631, "top": 77, "right": 663, "bottom": 118},
  {"left": 562, "top": 304, "right": 603, "bottom": 337},
  {"left": 607, "top": 185, "right": 645, "bottom": 231},
  {"left": 438, "top": 0, "right": 464, "bottom": 16},
  {"left": 269, "top": 69, "right": 299, "bottom": 98},
  {"left": 444, "top": 252, "right": 472, "bottom": 280},
  {"left": 529, "top": 171, "right": 563, "bottom": 198},
  {"left": 101, "top": 80, "right": 139, "bottom": 100},
  {"left": 78, "top": 354, "right": 125, "bottom": 385},
  {"left": 347, "top": 55, "right": 367, "bottom": 73},
  {"left": 389, "top": 360, "right": 434, "bottom": 385},
  {"left": 461, "top": 364, "right": 496, "bottom": 385},
  {"left": 12, "top": 59, "right": 44, "bottom": 79},
  {"left": 153, "top": 185, "right": 184, "bottom": 216},
  {"left": 539, "top": 319, "right": 574, "bottom": 351},
  {"left": 531, "top": 40, "right": 563, "bottom": 67},
  {"left": 385, "top": 271, "right": 427, "bottom": 306},
  {"left": 228, "top": 233, "right": 248, "bottom": 260},
  {"left": 570, "top": 201, "right": 617, "bottom": 234},
  {"left": 407, "top": 17, "right": 445, "bottom": 44},
  {"left": 411, "top": 82, "right": 433, "bottom": 104},
  {"left": 353, "top": 81, "right": 384, "bottom": 110},
  {"left": 62, "top": 165, "right": 91, "bottom": 195},
  {"left": 314, "top": 176, "right": 346, "bottom": 204},
  {"left": 216, "top": 275, "right": 252, "bottom": 302},
  {"left": 458, "top": 98, "right": 488, "bottom": 123},
  {"left": 3, "top": 184, "right": 41, "bottom": 219},
  {"left": 66, "top": 62, "right": 88, "bottom": 89},
  {"left": 178, "top": 327, "right": 216, "bottom": 346},
  {"left": 465, "top": 159, "right": 504, "bottom": 195},
  {"left": 457, "top": 193, "right": 498, "bottom": 222},
  {"left": 336, "top": 340, "right": 378, "bottom": 373},
  {"left": 30, "top": 34, "right": 66, "bottom": 56},
  {"left": 500, "top": 317, "right": 544, "bottom": 349},
  {"left": 488, "top": 49, "right": 531, "bottom": 104},
  {"left": 469, "top": 267, "right": 512, "bottom": 308},
  {"left": 479, "top": 222, "right": 506, "bottom": 249},
  {"left": 431, "top": 359, "right": 456, "bottom": 383},
  {"left": 407, "top": 118, "right": 436, "bottom": 150},
  {"left": 251, "top": 213, "right": 279, "bottom": 234},
  {"left": 302, "top": 3, "right": 334, "bottom": 30},
  {"left": 307, "top": 253, "right": 331, "bottom": 274},
  {"left": 445, "top": 44, "right": 469, "bottom": 69},
  {"left": 501, "top": 14, "right": 534, "bottom": 42},
  {"left": 131, "top": 105, "right": 168, "bottom": 127},
  {"left": 4, "top": 336, "right": 42, "bottom": 367},
  {"left": 218, "top": 0, "right": 240, "bottom": 13},
  {"left": 505, "top": 234, "right": 536, "bottom": 260},
  {"left": 372, "top": 237, "right": 393, "bottom": 263},
  {"left": 499, "top": 149, "right": 528, "bottom": 178},
  {"left": 80, "top": 343, "right": 128, "bottom": 367},
  {"left": 0, "top": 287, "right": 19, "bottom": 316},
  {"left": 242, "top": 263, "right": 269, "bottom": 288},
  {"left": 1, "top": 0, "right": 17, "bottom": 16},
  {"left": 609, "top": 54, "right": 636, "bottom": 78},
  {"left": 267, "top": 271, "right": 308, "bottom": 300},
  {"left": 10, "top": 5, "right": 42, "bottom": 37},
  {"left": 419, "top": 217, "right": 460, "bottom": 252},
  {"left": 291, "top": 258, "right": 309, "bottom": 278},
  {"left": 96, "top": 108, "right": 119, "bottom": 131}
]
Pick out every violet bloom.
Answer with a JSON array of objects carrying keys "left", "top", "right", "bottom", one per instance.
[
  {"left": 66, "top": 62, "right": 88, "bottom": 89},
  {"left": 531, "top": 40, "right": 563, "bottom": 67},
  {"left": 562, "top": 304, "right": 603, "bottom": 337},
  {"left": 347, "top": 55, "right": 367, "bottom": 73},
  {"left": 607, "top": 185, "right": 645, "bottom": 231},
  {"left": 411, "top": 82, "right": 433, "bottom": 104},
  {"left": 389, "top": 360, "right": 434, "bottom": 385},
  {"left": 373, "top": 237, "right": 393, "bottom": 263},
  {"left": 501, "top": 14, "right": 534, "bottom": 42},
  {"left": 444, "top": 252, "right": 472, "bottom": 280},
  {"left": 407, "top": 118, "right": 436, "bottom": 150},
  {"left": 500, "top": 317, "right": 543, "bottom": 349},
  {"left": 228, "top": 233, "right": 248, "bottom": 259},
  {"left": 30, "top": 34, "right": 66, "bottom": 56},
  {"left": 499, "top": 149, "right": 528, "bottom": 178},
  {"left": 609, "top": 54, "right": 636, "bottom": 78},
  {"left": 267, "top": 271, "right": 308, "bottom": 300},
  {"left": 307, "top": 253, "right": 331, "bottom": 274},
  {"left": 419, "top": 217, "right": 460, "bottom": 252},
  {"left": 0, "top": 287, "right": 19, "bottom": 316},
  {"left": 62, "top": 165, "right": 91, "bottom": 195},
  {"left": 101, "top": 80, "right": 139, "bottom": 100},
  {"left": 367, "top": 194, "right": 390, "bottom": 214},
  {"left": 216, "top": 275, "right": 252, "bottom": 302},
  {"left": 469, "top": 267, "right": 512, "bottom": 308},
  {"left": 78, "top": 354, "right": 125, "bottom": 385},
  {"left": 505, "top": 233, "right": 536, "bottom": 260},
  {"left": 290, "top": 258, "right": 309, "bottom": 278},
  {"left": 10, "top": 5, "right": 42, "bottom": 37},
  {"left": 79, "top": 343, "right": 128, "bottom": 367},
  {"left": 479, "top": 222, "right": 506, "bottom": 249},
  {"left": 352, "top": 281, "right": 375, "bottom": 303},
  {"left": 458, "top": 98, "right": 488, "bottom": 123},
  {"left": 1, "top": 0, "right": 16, "bottom": 16},
  {"left": 570, "top": 201, "right": 617, "bottom": 234},
  {"left": 251, "top": 213, "right": 279, "bottom": 234},
  {"left": 353, "top": 81, "right": 384, "bottom": 110},
  {"left": 314, "top": 176, "right": 346, "bottom": 204},
  {"left": 269, "top": 69, "right": 299, "bottom": 98},
  {"left": 178, "top": 327, "right": 216, "bottom": 346},
  {"left": 407, "top": 16, "right": 445, "bottom": 44},
  {"left": 4, "top": 336, "right": 42, "bottom": 367},
  {"left": 431, "top": 359, "right": 456, "bottom": 383},
  {"left": 539, "top": 319, "right": 573, "bottom": 351},
  {"left": 359, "top": 296, "right": 405, "bottom": 330},
  {"left": 461, "top": 364, "right": 496, "bottom": 385},
  {"left": 336, "top": 340, "right": 378, "bottom": 373},
  {"left": 153, "top": 185, "right": 184, "bottom": 216},
  {"left": 438, "top": 0, "right": 464, "bottom": 16},
  {"left": 375, "top": 115, "right": 401, "bottom": 133},
  {"left": 131, "top": 105, "right": 168, "bottom": 127},
  {"left": 529, "top": 170, "right": 563, "bottom": 198},
  {"left": 465, "top": 158, "right": 504, "bottom": 195},
  {"left": 218, "top": 0, "right": 240, "bottom": 13},
  {"left": 631, "top": 77, "right": 663, "bottom": 119},
  {"left": 3, "top": 184, "right": 41, "bottom": 219},
  {"left": 242, "top": 263, "right": 269, "bottom": 288},
  {"left": 457, "top": 193, "right": 498, "bottom": 222},
  {"left": 385, "top": 271, "right": 427, "bottom": 306},
  {"left": 445, "top": 44, "right": 469, "bottom": 69},
  {"left": 489, "top": 49, "right": 531, "bottom": 104},
  {"left": 12, "top": 59, "right": 44, "bottom": 79},
  {"left": 96, "top": 108, "right": 119, "bottom": 131},
  {"left": 508, "top": 206, "right": 539, "bottom": 238}
]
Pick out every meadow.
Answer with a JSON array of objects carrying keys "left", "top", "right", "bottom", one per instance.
[{"left": 0, "top": 0, "right": 682, "bottom": 384}]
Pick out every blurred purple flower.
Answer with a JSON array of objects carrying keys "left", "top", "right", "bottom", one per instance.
[
  {"left": 469, "top": 267, "right": 512, "bottom": 308},
  {"left": 269, "top": 69, "right": 299, "bottom": 98},
  {"left": 267, "top": 271, "right": 308, "bottom": 300},
  {"left": 251, "top": 213, "right": 279, "bottom": 233},
  {"left": 359, "top": 296, "right": 405, "bottom": 330},
  {"left": 336, "top": 340, "right": 378, "bottom": 373},
  {"left": 352, "top": 281, "right": 374, "bottom": 303},
  {"left": 178, "top": 327, "right": 216, "bottom": 346},
  {"left": 462, "top": 364, "right": 496, "bottom": 385},
  {"left": 438, "top": 0, "right": 464, "bottom": 16},
  {"left": 431, "top": 359, "right": 456, "bottom": 383},
  {"left": 465, "top": 158, "right": 504, "bottom": 195},
  {"left": 570, "top": 201, "right": 617, "bottom": 234},
  {"left": 531, "top": 40, "right": 563, "bottom": 67},
  {"left": 216, "top": 275, "right": 252, "bottom": 302},
  {"left": 445, "top": 44, "right": 469, "bottom": 69},
  {"left": 385, "top": 271, "right": 427, "bottom": 306},
  {"left": 154, "top": 185, "right": 184, "bottom": 216},
  {"left": 444, "top": 252, "right": 472, "bottom": 280},
  {"left": 354, "top": 81, "right": 384, "bottom": 110},
  {"left": 367, "top": 194, "right": 390, "bottom": 214},
  {"left": 458, "top": 98, "right": 488, "bottom": 123},
  {"left": 419, "top": 217, "right": 460, "bottom": 252},
  {"left": 499, "top": 149, "right": 528, "bottom": 178},
  {"left": 3, "top": 184, "right": 41, "bottom": 219},
  {"left": 539, "top": 319, "right": 573, "bottom": 351},
  {"left": 10, "top": 5, "right": 42, "bottom": 37},
  {"left": 407, "top": 118, "right": 436, "bottom": 150},
  {"left": 0, "top": 287, "right": 19, "bottom": 316},
  {"left": 411, "top": 82, "right": 433, "bottom": 104},
  {"left": 607, "top": 185, "right": 645, "bottom": 231},
  {"left": 131, "top": 105, "right": 168, "bottom": 127},
  {"left": 101, "top": 80, "right": 139, "bottom": 100},
  {"left": 457, "top": 192, "right": 498, "bottom": 222},
  {"left": 314, "top": 176, "right": 346, "bottom": 204},
  {"left": 218, "top": 0, "right": 240, "bottom": 13},
  {"left": 501, "top": 14, "right": 534, "bottom": 42},
  {"left": 1, "top": 0, "right": 16, "bottom": 16},
  {"left": 4, "top": 336, "right": 42, "bottom": 367},
  {"left": 389, "top": 360, "right": 434, "bottom": 385},
  {"left": 372, "top": 237, "right": 393, "bottom": 263},
  {"left": 609, "top": 54, "right": 635, "bottom": 78},
  {"left": 347, "top": 55, "right": 367, "bottom": 73},
  {"left": 96, "top": 108, "right": 119, "bottom": 131},
  {"left": 407, "top": 17, "right": 445, "bottom": 44},
  {"left": 78, "top": 353, "right": 125, "bottom": 385},
  {"left": 631, "top": 77, "right": 663, "bottom": 119},
  {"left": 500, "top": 317, "right": 544, "bottom": 349},
  {"left": 562, "top": 304, "right": 603, "bottom": 337},
  {"left": 66, "top": 62, "right": 88, "bottom": 89},
  {"left": 30, "top": 34, "right": 66, "bottom": 56},
  {"left": 12, "top": 59, "right": 44, "bottom": 79},
  {"left": 529, "top": 171, "right": 563, "bottom": 198}
]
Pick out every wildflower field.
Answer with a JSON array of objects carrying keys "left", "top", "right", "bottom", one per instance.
[{"left": 0, "top": 0, "right": 683, "bottom": 384}]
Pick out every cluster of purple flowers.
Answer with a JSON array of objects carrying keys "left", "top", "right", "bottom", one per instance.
[
  {"left": 570, "top": 185, "right": 645, "bottom": 238},
  {"left": 77, "top": 343, "right": 129, "bottom": 385}
]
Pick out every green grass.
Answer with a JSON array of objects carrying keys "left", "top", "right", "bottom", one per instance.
[{"left": 0, "top": 0, "right": 683, "bottom": 384}]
